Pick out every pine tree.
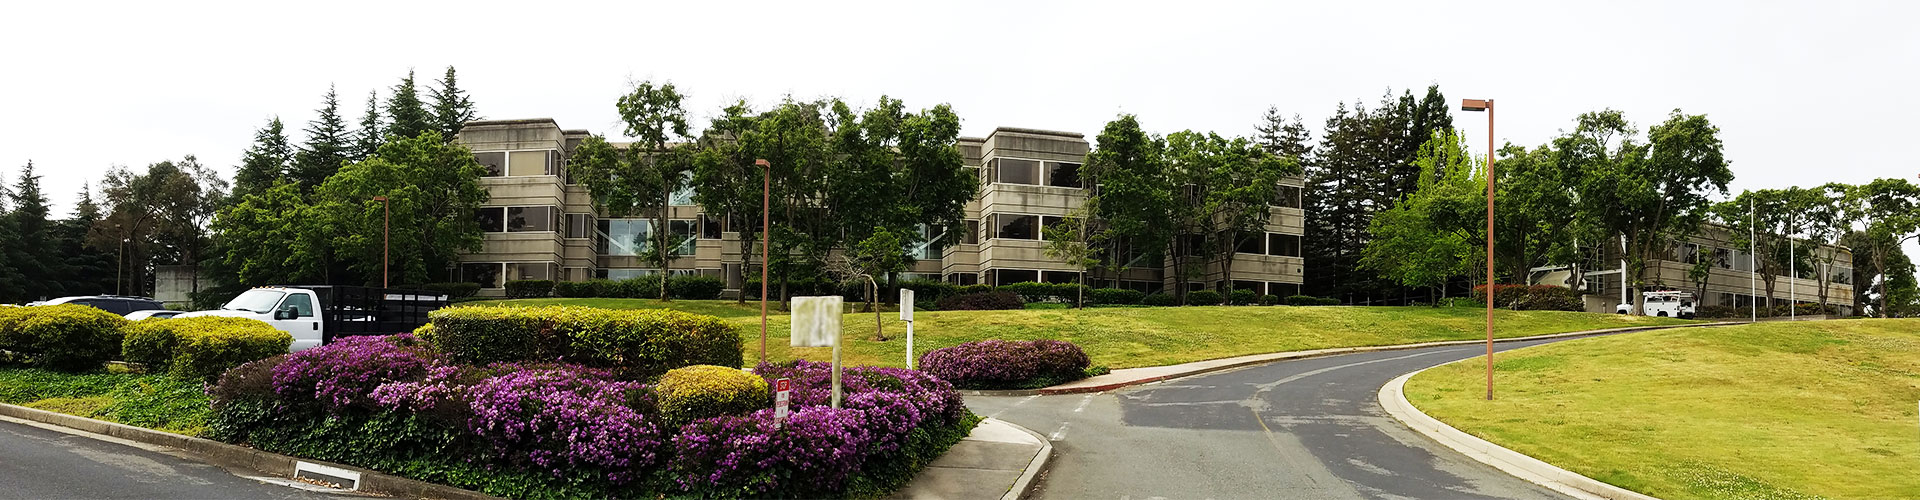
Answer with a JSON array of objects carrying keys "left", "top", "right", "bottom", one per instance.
[
  {"left": 354, "top": 89, "right": 383, "bottom": 161},
  {"left": 0, "top": 168, "right": 22, "bottom": 302},
  {"left": 7, "top": 161, "right": 63, "bottom": 300},
  {"left": 60, "top": 182, "right": 114, "bottom": 296},
  {"left": 385, "top": 69, "right": 433, "bottom": 141},
  {"left": 234, "top": 117, "right": 294, "bottom": 198},
  {"left": 293, "top": 84, "right": 352, "bottom": 190},
  {"left": 1254, "top": 106, "right": 1313, "bottom": 161},
  {"left": 430, "top": 66, "right": 478, "bottom": 139}
]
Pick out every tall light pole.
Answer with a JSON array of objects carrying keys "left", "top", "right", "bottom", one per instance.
[
  {"left": 1461, "top": 98, "right": 1494, "bottom": 400},
  {"left": 756, "top": 159, "right": 771, "bottom": 364},
  {"left": 117, "top": 238, "right": 129, "bottom": 295},
  {"left": 373, "top": 196, "right": 390, "bottom": 288},
  {"left": 1750, "top": 199, "right": 1757, "bottom": 322}
]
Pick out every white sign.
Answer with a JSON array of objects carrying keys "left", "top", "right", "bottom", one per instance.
[
  {"left": 899, "top": 289, "right": 914, "bottom": 321},
  {"left": 773, "top": 378, "right": 791, "bottom": 427},
  {"left": 789, "top": 296, "right": 842, "bottom": 347}
]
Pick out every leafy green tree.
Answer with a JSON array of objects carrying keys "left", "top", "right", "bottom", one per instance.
[
  {"left": 1714, "top": 191, "right": 1793, "bottom": 313},
  {"left": 572, "top": 81, "right": 695, "bottom": 301},
  {"left": 691, "top": 101, "right": 767, "bottom": 304},
  {"left": 1085, "top": 115, "right": 1173, "bottom": 292},
  {"left": 840, "top": 227, "right": 909, "bottom": 339},
  {"left": 739, "top": 98, "right": 837, "bottom": 304},
  {"left": 314, "top": 131, "right": 489, "bottom": 286},
  {"left": 1361, "top": 130, "right": 1481, "bottom": 301},
  {"left": 354, "top": 90, "right": 383, "bottom": 161},
  {"left": 1042, "top": 204, "right": 1103, "bottom": 308},
  {"left": 94, "top": 158, "right": 221, "bottom": 297},
  {"left": 1841, "top": 178, "right": 1920, "bottom": 317},
  {"left": 385, "top": 69, "right": 433, "bottom": 141},
  {"left": 826, "top": 96, "right": 974, "bottom": 293},
  {"left": 1165, "top": 130, "right": 1296, "bottom": 296},
  {"left": 211, "top": 181, "right": 329, "bottom": 285},
  {"left": 233, "top": 117, "right": 293, "bottom": 199},
  {"left": 292, "top": 85, "right": 353, "bottom": 192},
  {"left": 1802, "top": 183, "right": 1855, "bottom": 308},
  {"left": 1568, "top": 109, "right": 1731, "bottom": 314},
  {"left": 430, "top": 66, "right": 478, "bottom": 139}
]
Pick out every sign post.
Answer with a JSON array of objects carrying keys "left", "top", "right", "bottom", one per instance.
[
  {"left": 900, "top": 289, "right": 915, "bottom": 369},
  {"left": 790, "top": 296, "right": 843, "bottom": 408},
  {"left": 773, "top": 378, "right": 791, "bottom": 428}
]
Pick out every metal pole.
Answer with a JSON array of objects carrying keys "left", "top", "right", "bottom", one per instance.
[
  {"left": 757, "top": 159, "right": 771, "bottom": 365},
  {"left": 1790, "top": 238, "right": 1796, "bottom": 319},
  {"left": 1620, "top": 234, "right": 1628, "bottom": 313},
  {"left": 1485, "top": 100, "right": 1495, "bottom": 401},
  {"left": 116, "top": 238, "right": 125, "bottom": 295},
  {"left": 1750, "top": 199, "right": 1757, "bottom": 322},
  {"left": 383, "top": 198, "right": 390, "bottom": 288}
]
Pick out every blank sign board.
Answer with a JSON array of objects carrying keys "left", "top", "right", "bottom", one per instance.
[{"left": 790, "top": 295, "right": 842, "bottom": 347}]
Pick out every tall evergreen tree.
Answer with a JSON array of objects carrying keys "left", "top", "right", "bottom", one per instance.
[
  {"left": 6, "top": 161, "right": 60, "bottom": 300},
  {"left": 293, "top": 84, "right": 353, "bottom": 190},
  {"left": 430, "top": 66, "right": 478, "bottom": 139},
  {"left": 233, "top": 117, "right": 294, "bottom": 198},
  {"left": 59, "top": 181, "right": 114, "bottom": 296},
  {"left": 354, "top": 90, "right": 383, "bottom": 161},
  {"left": 1254, "top": 108, "right": 1313, "bottom": 162},
  {"left": 385, "top": 70, "right": 433, "bottom": 141},
  {"left": 0, "top": 168, "right": 22, "bottom": 301}
]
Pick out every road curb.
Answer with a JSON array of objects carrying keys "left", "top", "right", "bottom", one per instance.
[
  {"left": 962, "top": 322, "right": 1736, "bottom": 397},
  {"left": 0, "top": 402, "right": 500, "bottom": 500},
  {"left": 1375, "top": 337, "right": 1707, "bottom": 500},
  {"left": 993, "top": 417, "right": 1053, "bottom": 500}
]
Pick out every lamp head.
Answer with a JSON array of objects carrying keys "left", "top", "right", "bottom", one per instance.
[
  {"left": 372, "top": 196, "right": 388, "bottom": 202},
  {"left": 754, "top": 159, "right": 770, "bottom": 168},
  {"left": 1460, "top": 98, "right": 1491, "bottom": 112}
]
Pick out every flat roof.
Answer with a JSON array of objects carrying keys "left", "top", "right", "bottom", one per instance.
[
  {"left": 989, "top": 127, "right": 1083, "bottom": 139},
  {"left": 464, "top": 118, "right": 559, "bottom": 127}
]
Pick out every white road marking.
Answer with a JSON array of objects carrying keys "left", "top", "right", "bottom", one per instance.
[
  {"left": 1049, "top": 422, "right": 1069, "bottom": 441},
  {"left": 987, "top": 395, "right": 1038, "bottom": 419},
  {"left": 1072, "top": 394, "right": 1093, "bottom": 412}
]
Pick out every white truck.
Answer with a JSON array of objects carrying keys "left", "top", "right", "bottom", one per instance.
[
  {"left": 179, "top": 286, "right": 447, "bottom": 352},
  {"left": 1627, "top": 290, "right": 1696, "bottom": 319}
]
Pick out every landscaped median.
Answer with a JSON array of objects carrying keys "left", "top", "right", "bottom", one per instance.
[{"left": 1404, "top": 319, "right": 1920, "bottom": 500}]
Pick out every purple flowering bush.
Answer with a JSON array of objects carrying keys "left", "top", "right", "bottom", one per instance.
[
  {"left": 271, "top": 334, "right": 440, "bottom": 409},
  {"left": 462, "top": 367, "right": 664, "bottom": 484},
  {"left": 917, "top": 339, "right": 1093, "bottom": 389}
]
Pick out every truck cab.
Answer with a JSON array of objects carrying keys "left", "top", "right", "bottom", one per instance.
[{"left": 179, "top": 286, "right": 446, "bottom": 352}]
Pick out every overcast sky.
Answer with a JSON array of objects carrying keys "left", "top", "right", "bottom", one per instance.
[{"left": 3, "top": 1, "right": 1916, "bottom": 251}]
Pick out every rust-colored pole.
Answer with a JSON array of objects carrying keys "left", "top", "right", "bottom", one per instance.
[
  {"left": 757, "top": 159, "right": 771, "bottom": 365},
  {"left": 1484, "top": 100, "right": 1495, "bottom": 401},
  {"left": 374, "top": 196, "right": 390, "bottom": 288}
]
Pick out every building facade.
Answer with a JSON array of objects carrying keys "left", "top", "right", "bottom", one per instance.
[
  {"left": 452, "top": 119, "right": 1306, "bottom": 298},
  {"left": 1533, "top": 225, "right": 1855, "bottom": 314}
]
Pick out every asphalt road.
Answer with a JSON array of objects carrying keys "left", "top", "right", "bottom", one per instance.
[
  {"left": 967, "top": 335, "right": 1613, "bottom": 500},
  {"left": 0, "top": 417, "right": 348, "bottom": 500}
]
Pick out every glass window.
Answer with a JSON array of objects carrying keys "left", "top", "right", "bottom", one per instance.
[
  {"left": 995, "top": 214, "right": 1038, "bottom": 240},
  {"left": 1275, "top": 185, "right": 1302, "bottom": 209},
  {"left": 907, "top": 224, "right": 945, "bottom": 260},
  {"left": 566, "top": 214, "right": 592, "bottom": 239},
  {"left": 474, "top": 152, "right": 505, "bottom": 177},
  {"left": 963, "top": 219, "right": 979, "bottom": 245},
  {"left": 670, "top": 171, "right": 696, "bottom": 206},
  {"left": 948, "top": 273, "right": 979, "bottom": 285},
  {"left": 1046, "top": 162, "right": 1082, "bottom": 188},
  {"left": 1042, "top": 271, "right": 1079, "bottom": 284},
  {"left": 1232, "top": 280, "right": 1264, "bottom": 293},
  {"left": 508, "top": 263, "right": 551, "bottom": 281},
  {"left": 461, "top": 263, "right": 504, "bottom": 288},
  {"left": 994, "top": 269, "right": 1039, "bottom": 286},
  {"left": 278, "top": 292, "right": 315, "bottom": 318},
  {"left": 476, "top": 207, "right": 505, "bottom": 232},
  {"left": 668, "top": 220, "right": 696, "bottom": 255},
  {"left": 600, "top": 219, "right": 650, "bottom": 256},
  {"left": 1713, "top": 248, "right": 1732, "bottom": 269},
  {"left": 551, "top": 150, "right": 564, "bottom": 181},
  {"left": 1040, "top": 216, "right": 1070, "bottom": 240},
  {"left": 599, "top": 268, "right": 658, "bottom": 280},
  {"left": 222, "top": 290, "right": 286, "bottom": 314},
  {"left": 508, "top": 151, "right": 548, "bottom": 176},
  {"left": 1237, "top": 233, "right": 1265, "bottom": 254},
  {"left": 701, "top": 215, "right": 723, "bottom": 239},
  {"left": 995, "top": 159, "right": 1040, "bottom": 185},
  {"left": 1267, "top": 233, "right": 1301, "bottom": 257},
  {"left": 508, "top": 206, "right": 553, "bottom": 232},
  {"left": 1830, "top": 266, "right": 1852, "bottom": 285}
]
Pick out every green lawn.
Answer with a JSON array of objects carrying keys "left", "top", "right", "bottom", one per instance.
[
  {"left": 464, "top": 299, "right": 1693, "bottom": 370},
  {"left": 0, "top": 366, "right": 210, "bottom": 435},
  {"left": 1405, "top": 319, "right": 1920, "bottom": 500}
]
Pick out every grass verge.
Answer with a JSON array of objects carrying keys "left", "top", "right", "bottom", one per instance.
[
  {"left": 1405, "top": 319, "right": 1920, "bottom": 500},
  {"left": 466, "top": 299, "right": 1694, "bottom": 370},
  {"left": 0, "top": 365, "right": 210, "bottom": 435}
]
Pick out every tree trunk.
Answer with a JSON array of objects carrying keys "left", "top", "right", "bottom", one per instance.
[
  {"left": 657, "top": 191, "right": 673, "bottom": 302},
  {"left": 871, "top": 279, "right": 885, "bottom": 341}
]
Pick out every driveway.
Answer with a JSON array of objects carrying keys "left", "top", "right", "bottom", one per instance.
[{"left": 0, "top": 417, "right": 348, "bottom": 500}]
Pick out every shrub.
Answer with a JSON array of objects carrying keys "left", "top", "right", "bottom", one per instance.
[
  {"left": 461, "top": 367, "right": 664, "bottom": 484},
  {"left": 420, "top": 282, "right": 481, "bottom": 299},
  {"left": 124, "top": 317, "right": 291, "bottom": 381},
  {"left": 3, "top": 304, "right": 128, "bottom": 372},
  {"left": 933, "top": 291, "right": 1024, "bottom": 311},
  {"left": 917, "top": 339, "right": 1092, "bottom": 389},
  {"left": 1260, "top": 294, "right": 1281, "bottom": 306},
  {"left": 503, "top": 280, "right": 555, "bottom": 298},
  {"left": 427, "top": 306, "right": 743, "bottom": 379},
  {"left": 1186, "top": 290, "right": 1224, "bottom": 306},
  {"left": 997, "top": 281, "right": 1055, "bottom": 303},
  {"left": 655, "top": 365, "right": 768, "bottom": 427},
  {"left": 1088, "top": 288, "right": 1144, "bottom": 306},
  {"left": 955, "top": 284, "right": 993, "bottom": 295},
  {"left": 1228, "top": 289, "right": 1259, "bottom": 306},
  {"left": 613, "top": 275, "right": 664, "bottom": 299},
  {"left": 668, "top": 275, "right": 725, "bottom": 300},
  {"left": 899, "top": 279, "right": 958, "bottom": 303},
  {"left": 551, "top": 280, "right": 592, "bottom": 298},
  {"left": 1318, "top": 297, "right": 1341, "bottom": 305},
  {"left": 1140, "top": 293, "right": 1177, "bottom": 306},
  {"left": 1472, "top": 284, "right": 1582, "bottom": 311},
  {"left": 1049, "top": 283, "right": 1091, "bottom": 304},
  {"left": 271, "top": 334, "right": 440, "bottom": 409}
]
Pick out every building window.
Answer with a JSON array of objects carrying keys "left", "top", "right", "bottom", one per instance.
[
  {"left": 1039, "top": 216, "right": 1070, "bottom": 239},
  {"left": 993, "top": 158, "right": 1041, "bottom": 185},
  {"left": 1046, "top": 162, "right": 1082, "bottom": 188},
  {"left": 597, "top": 268, "right": 657, "bottom": 280},
  {"left": 566, "top": 214, "right": 592, "bottom": 239},
  {"left": 700, "top": 214, "right": 723, "bottom": 239},
  {"left": 476, "top": 207, "right": 505, "bottom": 232},
  {"left": 1270, "top": 282, "right": 1301, "bottom": 297},
  {"left": 948, "top": 273, "right": 979, "bottom": 286},
  {"left": 598, "top": 219, "right": 695, "bottom": 256},
  {"left": 1236, "top": 234, "right": 1265, "bottom": 255},
  {"left": 507, "top": 206, "right": 554, "bottom": 232},
  {"left": 993, "top": 269, "right": 1039, "bottom": 286},
  {"left": 460, "top": 263, "right": 504, "bottom": 288},
  {"left": 1830, "top": 266, "right": 1852, "bottom": 285},
  {"left": 908, "top": 224, "right": 946, "bottom": 260},
  {"left": 670, "top": 171, "right": 696, "bottom": 206},
  {"left": 508, "top": 151, "right": 549, "bottom": 176},
  {"left": 1042, "top": 271, "right": 1080, "bottom": 284},
  {"left": 1712, "top": 248, "right": 1732, "bottom": 269},
  {"left": 1232, "top": 280, "right": 1265, "bottom": 294},
  {"left": 474, "top": 152, "right": 505, "bottom": 177},
  {"left": 994, "top": 214, "right": 1039, "bottom": 240},
  {"left": 963, "top": 219, "right": 979, "bottom": 245},
  {"left": 507, "top": 263, "right": 551, "bottom": 281},
  {"left": 1275, "top": 185, "right": 1302, "bottom": 209},
  {"left": 1267, "top": 233, "right": 1301, "bottom": 257}
]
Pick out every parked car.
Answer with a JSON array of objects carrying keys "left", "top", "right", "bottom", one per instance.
[
  {"left": 178, "top": 286, "right": 447, "bottom": 352},
  {"left": 31, "top": 295, "right": 166, "bottom": 315},
  {"left": 125, "top": 310, "right": 185, "bottom": 321}
]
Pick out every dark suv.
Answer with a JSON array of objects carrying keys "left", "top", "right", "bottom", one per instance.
[{"left": 34, "top": 295, "right": 167, "bottom": 315}]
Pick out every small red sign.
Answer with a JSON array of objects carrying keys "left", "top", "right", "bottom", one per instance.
[{"left": 776, "top": 378, "right": 791, "bottom": 392}]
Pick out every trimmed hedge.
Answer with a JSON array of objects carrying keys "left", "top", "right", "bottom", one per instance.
[
  {"left": 1286, "top": 295, "right": 1339, "bottom": 306},
  {"left": 123, "top": 317, "right": 292, "bottom": 382},
  {"left": 504, "top": 280, "right": 555, "bottom": 298},
  {"left": 1140, "top": 293, "right": 1177, "bottom": 306},
  {"left": 918, "top": 339, "right": 1092, "bottom": 390},
  {"left": 668, "top": 275, "right": 725, "bottom": 300},
  {"left": 1186, "top": 290, "right": 1223, "bottom": 306},
  {"left": 655, "top": 365, "right": 769, "bottom": 427},
  {"left": 1472, "top": 285, "right": 1582, "bottom": 311},
  {"left": 1260, "top": 294, "right": 1281, "bottom": 306},
  {"left": 1228, "top": 289, "right": 1258, "bottom": 306},
  {"left": 420, "top": 282, "right": 481, "bottom": 299},
  {"left": 0, "top": 304, "right": 128, "bottom": 372},
  {"left": 1088, "top": 288, "right": 1144, "bottom": 306},
  {"left": 933, "top": 291, "right": 1024, "bottom": 311},
  {"left": 426, "top": 306, "right": 743, "bottom": 379}
]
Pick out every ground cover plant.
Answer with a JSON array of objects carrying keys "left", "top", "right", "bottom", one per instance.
[
  {"left": 1405, "top": 319, "right": 1920, "bottom": 500},
  {"left": 468, "top": 298, "right": 1697, "bottom": 370},
  {"left": 0, "top": 366, "right": 212, "bottom": 434}
]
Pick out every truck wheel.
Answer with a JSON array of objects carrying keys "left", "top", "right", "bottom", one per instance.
[{"left": 1657, "top": 311, "right": 1668, "bottom": 317}]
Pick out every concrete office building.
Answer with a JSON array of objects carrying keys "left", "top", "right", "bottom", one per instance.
[
  {"left": 451, "top": 119, "right": 1306, "bottom": 298},
  {"left": 1533, "top": 225, "right": 1855, "bottom": 315}
]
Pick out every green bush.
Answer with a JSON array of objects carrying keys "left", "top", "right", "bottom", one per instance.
[
  {"left": 123, "top": 317, "right": 291, "bottom": 382},
  {"left": 668, "top": 275, "right": 725, "bottom": 300},
  {"left": 996, "top": 282, "right": 1054, "bottom": 303},
  {"left": 551, "top": 281, "right": 589, "bottom": 298},
  {"left": 427, "top": 306, "right": 743, "bottom": 379},
  {"left": 955, "top": 284, "right": 993, "bottom": 295},
  {"left": 613, "top": 275, "right": 664, "bottom": 299},
  {"left": 1186, "top": 290, "right": 1224, "bottom": 306},
  {"left": 420, "top": 282, "right": 482, "bottom": 299},
  {"left": 504, "top": 280, "right": 555, "bottom": 298},
  {"left": 1260, "top": 294, "right": 1281, "bottom": 306},
  {"left": 1228, "top": 289, "right": 1259, "bottom": 306},
  {"left": 2, "top": 305, "right": 128, "bottom": 372},
  {"left": 1140, "top": 293, "right": 1177, "bottom": 306},
  {"left": 654, "top": 365, "right": 769, "bottom": 426},
  {"left": 1088, "top": 288, "right": 1144, "bottom": 306},
  {"left": 900, "top": 279, "right": 958, "bottom": 303},
  {"left": 1473, "top": 285, "right": 1581, "bottom": 311},
  {"left": 1285, "top": 295, "right": 1318, "bottom": 306},
  {"left": 933, "top": 291, "right": 1024, "bottom": 311}
]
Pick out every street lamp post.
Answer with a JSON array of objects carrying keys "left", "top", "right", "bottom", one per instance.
[
  {"left": 1461, "top": 98, "right": 1495, "bottom": 400},
  {"left": 373, "top": 196, "right": 390, "bottom": 288},
  {"left": 756, "top": 159, "right": 771, "bottom": 365},
  {"left": 116, "top": 238, "right": 129, "bottom": 295}
]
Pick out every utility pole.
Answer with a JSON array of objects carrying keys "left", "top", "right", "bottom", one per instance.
[{"left": 757, "top": 159, "right": 771, "bottom": 365}]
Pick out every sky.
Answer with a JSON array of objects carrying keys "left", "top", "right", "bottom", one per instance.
[{"left": 2, "top": 1, "right": 1916, "bottom": 254}]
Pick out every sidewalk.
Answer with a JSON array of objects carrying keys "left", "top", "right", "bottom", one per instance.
[{"left": 892, "top": 418, "right": 1051, "bottom": 500}]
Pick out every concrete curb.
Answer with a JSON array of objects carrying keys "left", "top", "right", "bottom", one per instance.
[
  {"left": 0, "top": 403, "right": 500, "bottom": 500},
  {"left": 1376, "top": 345, "right": 1686, "bottom": 500},
  {"left": 993, "top": 417, "right": 1052, "bottom": 500},
  {"left": 964, "top": 322, "right": 1737, "bottom": 397}
]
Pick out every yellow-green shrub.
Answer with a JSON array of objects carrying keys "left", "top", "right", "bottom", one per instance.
[
  {"left": 122, "top": 317, "right": 291, "bottom": 381},
  {"left": 655, "top": 365, "right": 769, "bottom": 426},
  {"left": 427, "top": 306, "right": 744, "bottom": 379},
  {"left": 3, "top": 305, "right": 128, "bottom": 371}
]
